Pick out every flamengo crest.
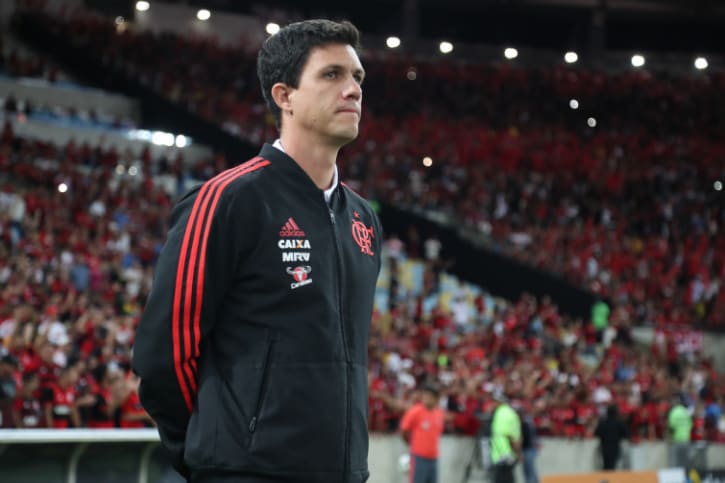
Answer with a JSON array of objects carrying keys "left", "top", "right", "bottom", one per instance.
[{"left": 351, "top": 216, "right": 374, "bottom": 256}]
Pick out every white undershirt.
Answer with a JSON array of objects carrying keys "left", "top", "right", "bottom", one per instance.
[{"left": 272, "top": 139, "right": 338, "bottom": 204}]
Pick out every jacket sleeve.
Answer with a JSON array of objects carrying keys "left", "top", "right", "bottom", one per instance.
[{"left": 132, "top": 184, "right": 244, "bottom": 476}]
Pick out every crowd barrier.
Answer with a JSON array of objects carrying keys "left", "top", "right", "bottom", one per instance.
[{"left": 1, "top": 430, "right": 724, "bottom": 483}]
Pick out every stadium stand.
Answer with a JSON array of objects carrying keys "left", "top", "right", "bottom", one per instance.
[
  {"left": 12, "top": 5, "right": 724, "bottom": 334},
  {"left": 0, "top": 0, "right": 723, "bottom": 458},
  {"left": 1, "top": 123, "right": 723, "bottom": 442}
]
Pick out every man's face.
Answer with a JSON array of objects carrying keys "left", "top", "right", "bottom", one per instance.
[
  {"left": 27, "top": 377, "right": 40, "bottom": 392},
  {"left": 422, "top": 391, "right": 438, "bottom": 409},
  {"left": 286, "top": 43, "right": 364, "bottom": 146}
]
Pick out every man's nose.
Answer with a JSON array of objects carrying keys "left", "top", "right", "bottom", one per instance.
[{"left": 343, "top": 77, "right": 362, "bottom": 99}]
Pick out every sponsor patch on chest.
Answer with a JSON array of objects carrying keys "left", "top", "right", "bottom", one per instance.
[
  {"left": 282, "top": 252, "right": 310, "bottom": 262},
  {"left": 287, "top": 266, "right": 312, "bottom": 289},
  {"left": 278, "top": 217, "right": 312, "bottom": 289},
  {"left": 278, "top": 239, "right": 311, "bottom": 249}
]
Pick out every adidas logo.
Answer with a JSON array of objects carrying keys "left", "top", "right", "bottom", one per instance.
[{"left": 279, "top": 217, "right": 306, "bottom": 237}]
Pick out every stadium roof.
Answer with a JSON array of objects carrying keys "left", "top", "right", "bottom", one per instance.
[{"left": 159, "top": 0, "right": 724, "bottom": 54}]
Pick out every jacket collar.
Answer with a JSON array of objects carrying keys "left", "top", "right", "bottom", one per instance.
[{"left": 259, "top": 143, "right": 341, "bottom": 206}]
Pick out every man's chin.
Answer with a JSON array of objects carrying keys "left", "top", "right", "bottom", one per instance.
[{"left": 332, "top": 128, "right": 359, "bottom": 146}]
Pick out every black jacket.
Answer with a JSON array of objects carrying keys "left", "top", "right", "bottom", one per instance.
[{"left": 133, "top": 144, "right": 382, "bottom": 482}]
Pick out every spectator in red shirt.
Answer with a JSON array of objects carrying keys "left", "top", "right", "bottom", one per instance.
[
  {"left": 0, "top": 351, "right": 20, "bottom": 427},
  {"left": 400, "top": 384, "right": 446, "bottom": 483},
  {"left": 118, "top": 372, "right": 153, "bottom": 428},
  {"left": 12, "top": 371, "right": 42, "bottom": 428},
  {"left": 41, "top": 364, "right": 80, "bottom": 428},
  {"left": 35, "top": 341, "right": 60, "bottom": 389},
  {"left": 85, "top": 364, "right": 122, "bottom": 428}
]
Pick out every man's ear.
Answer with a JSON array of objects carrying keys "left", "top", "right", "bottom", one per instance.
[{"left": 271, "top": 83, "right": 294, "bottom": 115}]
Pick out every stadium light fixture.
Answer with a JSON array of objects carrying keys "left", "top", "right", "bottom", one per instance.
[
  {"left": 115, "top": 16, "right": 125, "bottom": 25},
  {"left": 175, "top": 135, "right": 188, "bottom": 148},
  {"left": 58, "top": 183, "right": 68, "bottom": 193},
  {"left": 266, "top": 23, "right": 280, "bottom": 35},
  {"left": 504, "top": 47, "right": 518, "bottom": 60},
  {"left": 694, "top": 57, "right": 708, "bottom": 70},
  {"left": 715, "top": 180, "right": 723, "bottom": 191},
  {"left": 631, "top": 54, "right": 645, "bottom": 67},
  {"left": 135, "top": 1, "right": 150, "bottom": 12},
  {"left": 569, "top": 99, "right": 579, "bottom": 110},
  {"left": 386, "top": 36, "right": 401, "bottom": 49},
  {"left": 128, "top": 166, "right": 139, "bottom": 176},
  {"left": 406, "top": 68, "right": 417, "bottom": 80},
  {"left": 587, "top": 117, "right": 597, "bottom": 128},
  {"left": 423, "top": 156, "right": 433, "bottom": 167},
  {"left": 152, "top": 131, "right": 175, "bottom": 147},
  {"left": 439, "top": 41, "right": 453, "bottom": 54},
  {"left": 197, "top": 9, "right": 211, "bottom": 21},
  {"left": 564, "top": 51, "right": 578, "bottom": 64}
]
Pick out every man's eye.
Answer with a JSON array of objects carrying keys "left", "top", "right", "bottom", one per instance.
[{"left": 324, "top": 71, "right": 337, "bottom": 79}]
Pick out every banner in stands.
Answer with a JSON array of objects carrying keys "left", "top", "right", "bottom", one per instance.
[
  {"left": 687, "top": 468, "right": 725, "bottom": 483},
  {"left": 542, "top": 470, "right": 658, "bottom": 483}
]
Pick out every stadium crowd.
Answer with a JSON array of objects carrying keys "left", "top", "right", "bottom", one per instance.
[
  {"left": 0, "top": 5, "right": 723, "bottom": 443},
  {"left": 13, "top": 6, "right": 724, "bottom": 333},
  {"left": 369, "top": 251, "right": 725, "bottom": 443},
  {"left": 1, "top": 34, "right": 58, "bottom": 81},
  {"left": 0, "top": 123, "right": 723, "bottom": 441}
]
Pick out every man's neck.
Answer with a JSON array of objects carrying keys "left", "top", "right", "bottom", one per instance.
[{"left": 279, "top": 132, "right": 338, "bottom": 190}]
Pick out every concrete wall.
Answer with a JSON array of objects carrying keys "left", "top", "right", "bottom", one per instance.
[
  {"left": 704, "top": 333, "right": 725, "bottom": 371},
  {"left": 367, "top": 436, "right": 725, "bottom": 483},
  {"left": 0, "top": 76, "right": 140, "bottom": 121},
  {"left": 2, "top": 112, "right": 212, "bottom": 164},
  {"left": 0, "top": 430, "right": 723, "bottom": 483},
  {"left": 633, "top": 327, "right": 725, "bottom": 373}
]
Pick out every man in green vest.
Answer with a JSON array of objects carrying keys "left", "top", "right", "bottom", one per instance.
[
  {"left": 591, "top": 299, "right": 610, "bottom": 342},
  {"left": 490, "top": 394, "right": 522, "bottom": 483},
  {"left": 668, "top": 394, "right": 693, "bottom": 468}
]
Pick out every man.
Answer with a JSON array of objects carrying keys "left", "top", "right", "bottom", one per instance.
[
  {"left": 489, "top": 396, "right": 521, "bottom": 483},
  {"left": 12, "top": 371, "right": 43, "bottom": 428},
  {"left": 0, "top": 351, "right": 19, "bottom": 427},
  {"left": 520, "top": 408, "right": 539, "bottom": 483},
  {"left": 41, "top": 364, "right": 81, "bottom": 428},
  {"left": 119, "top": 372, "right": 154, "bottom": 428},
  {"left": 132, "top": 19, "right": 382, "bottom": 483},
  {"left": 594, "top": 404, "right": 628, "bottom": 470},
  {"left": 667, "top": 394, "right": 693, "bottom": 468},
  {"left": 84, "top": 363, "right": 128, "bottom": 428},
  {"left": 400, "top": 384, "right": 445, "bottom": 483}
]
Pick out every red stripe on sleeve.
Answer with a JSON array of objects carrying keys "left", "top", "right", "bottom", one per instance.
[
  {"left": 185, "top": 159, "right": 270, "bottom": 395},
  {"left": 172, "top": 157, "right": 266, "bottom": 412}
]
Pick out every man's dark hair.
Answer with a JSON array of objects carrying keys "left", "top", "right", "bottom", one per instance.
[
  {"left": 420, "top": 383, "right": 440, "bottom": 397},
  {"left": 606, "top": 403, "right": 619, "bottom": 418},
  {"left": 257, "top": 19, "right": 361, "bottom": 129},
  {"left": 22, "top": 371, "right": 39, "bottom": 384}
]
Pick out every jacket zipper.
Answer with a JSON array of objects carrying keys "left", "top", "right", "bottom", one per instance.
[
  {"left": 248, "top": 337, "right": 275, "bottom": 434},
  {"left": 328, "top": 206, "right": 352, "bottom": 481}
]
